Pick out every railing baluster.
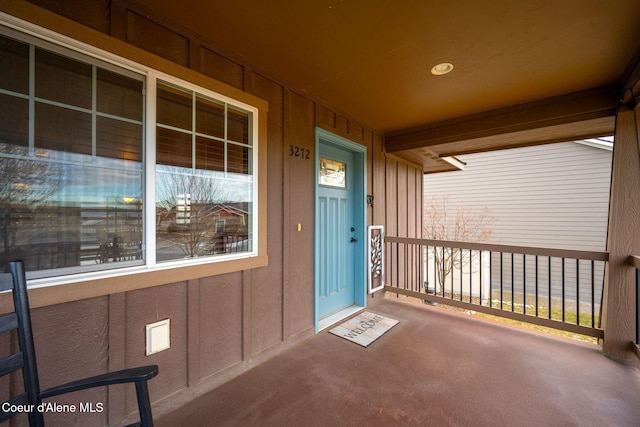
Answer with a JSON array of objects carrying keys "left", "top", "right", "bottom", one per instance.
[
  {"left": 412, "top": 243, "right": 416, "bottom": 291},
  {"left": 406, "top": 245, "right": 415, "bottom": 291},
  {"left": 591, "top": 260, "right": 595, "bottom": 329},
  {"left": 576, "top": 259, "right": 580, "bottom": 326},
  {"left": 459, "top": 248, "right": 463, "bottom": 301},
  {"left": 390, "top": 242, "right": 395, "bottom": 297},
  {"left": 479, "top": 250, "right": 483, "bottom": 306},
  {"left": 406, "top": 243, "right": 410, "bottom": 291},
  {"left": 415, "top": 243, "right": 419, "bottom": 291},
  {"left": 432, "top": 246, "right": 436, "bottom": 295},
  {"left": 548, "top": 256, "right": 552, "bottom": 320},
  {"left": 489, "top": 251, "right": 493, "bottom": 308},
  {"left": 396, "top": 242, "right": 399, "bottom": 294},
  {"left": 437, "top": 247, "right": 441, "bottom": 297},
  {"left": 439, "top": 246, "right": 441, "bottom": 296},
  {"left": 410, "top": 242, "right": 413, "bottom": 291},
  {"left": 440, "top": 246, "right": 447, "bottom": 298},
  {"left": 562, "top": 258, "right": 566, "bottom": 323},
  {"left": 500, "top": 252, "right": 504, "bottom": 310},
  {"left": 523, "top": 253, "right": 526, "bottom": 314},
  {"left": 403, "top": 242, "right": 407, "bottom": 291},
  {"left": 535, "top": 255, "right": 539, "bottom": 317},
  {"left": 398, "top": 243, "right": 411, "bottom": 289},
  {"left": 395, "top": 241, "right": 399, "bottom": 293},
  {"left": 419, "top": 244, "right": 423, "bottom": 293},
  {"left": 450, "top": 248, "right": 454, "bottom": 300},
  {"left": 425, "top": 245, "right": 429, "bottom": 294},
  {"left": 511, "top": 252, "right": 515, "bottom": 312},
  {"left": 469, "top": 249, "right": 473, "bottom": 303},
  {"left": 411, "top": 243, "right": 415, "bottom": 291},
  {"left": 418, "top": 244, "right": 422, "bottom": 291},
  {"left": 402, "top": 242, "right": 406, "bottom": 292}
]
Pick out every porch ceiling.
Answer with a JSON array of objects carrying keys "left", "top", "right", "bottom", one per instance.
[{"left": 135, "top": 0, "right": 640, "bottom": 168}]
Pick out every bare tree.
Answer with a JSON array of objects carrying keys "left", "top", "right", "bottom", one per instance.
[
  {"left": 0, "top": 144, "right": 67, "bottom": 260},
  {"left": 423, "top": 195, "right": 494, "bottom": 292},
  {"left": 156, "top": 168, "right": 230, "bottom": 258}
]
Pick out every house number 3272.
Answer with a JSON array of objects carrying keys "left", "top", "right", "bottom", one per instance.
[{"left": 289, "top": 145, "right": 311, "bottom": 159}]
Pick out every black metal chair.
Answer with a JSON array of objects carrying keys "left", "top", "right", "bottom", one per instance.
[{"left": 0, "top": 260, "right": 158, "bottom": 426}]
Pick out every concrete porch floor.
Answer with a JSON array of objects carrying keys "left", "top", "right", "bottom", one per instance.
[{"left": 156, "top": 297, "right": 640, "bottom": 426}]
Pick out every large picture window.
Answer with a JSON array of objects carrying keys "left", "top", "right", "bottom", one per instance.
[
  {"left": 0, "top": 27, "right": 257, "bottom": 279},
  {"left": 0, "top": 33, "right": 144, "bottom": 276}
]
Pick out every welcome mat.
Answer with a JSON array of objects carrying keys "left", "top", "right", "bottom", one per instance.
[{"left": 329, "top": 311, "right": 399, "bottom": 347}]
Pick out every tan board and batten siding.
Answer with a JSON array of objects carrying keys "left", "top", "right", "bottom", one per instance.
[
  {"left": 0, "top": 1, "right": 423, "bottom": 425},
  {"left": 424, "top": 141, "right": 612, "bottom": 252}
]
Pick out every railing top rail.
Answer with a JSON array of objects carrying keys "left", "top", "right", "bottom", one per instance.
[
  {"left": 385, "top": 236, "right": 609, "bottom": 262},
  {"left": 629, "top": 255, "right": 640, "bottom": 269}
]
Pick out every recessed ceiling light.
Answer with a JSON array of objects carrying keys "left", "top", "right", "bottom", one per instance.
[{"left": 431, "top": 62, "right": 454, "bottom": 76}]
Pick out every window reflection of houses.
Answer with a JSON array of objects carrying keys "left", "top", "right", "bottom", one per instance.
[
  {"left": 209, "top": 204, "right": 249, "bottom": 254},
  {"left": 155, "top": 202, "right": 249, "bottom": 260}
]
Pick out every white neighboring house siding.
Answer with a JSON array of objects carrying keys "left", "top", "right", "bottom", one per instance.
[
  {"left": 424, "top": 141, "right": 612, "bottom": 251},
  {"left": 423, "top": 140, "right": 612, "bottom": 306}
]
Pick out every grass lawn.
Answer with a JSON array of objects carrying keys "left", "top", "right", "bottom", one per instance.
[{"left": 420, "top": 289, "right": 601, "bottom": 343}]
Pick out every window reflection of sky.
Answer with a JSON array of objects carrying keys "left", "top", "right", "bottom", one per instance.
[
  {"left": 155, "top": 164, "right": 253, "bottom": 204},
  {"left": 4, "top": 150, "right": 254, "bottom": 207},
  {"left": 8, "top": 150, "right": 144, "bottom": 207}
]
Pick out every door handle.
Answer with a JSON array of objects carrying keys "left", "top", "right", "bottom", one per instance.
[{"left": 350, "top": 237, "right": 357, "bottom": 243}]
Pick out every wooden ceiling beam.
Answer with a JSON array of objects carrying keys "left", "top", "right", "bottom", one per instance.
[
  {"left": 385, "top": 86, "right": 619, "bottom": 152},
  {"left": 620, "top": 46, "right": 640, "bottom": 109}
]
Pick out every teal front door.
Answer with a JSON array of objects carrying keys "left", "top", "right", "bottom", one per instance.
[{"left": 315, "top": 129, "right": 366, "bottom": 324}]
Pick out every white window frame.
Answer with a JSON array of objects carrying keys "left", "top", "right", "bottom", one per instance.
[
  {"left": 0, "top": 14, "right": 261, "bottom": 286},
  {"left": 145, "top": 70, "right": 259, "bottom": 269}
]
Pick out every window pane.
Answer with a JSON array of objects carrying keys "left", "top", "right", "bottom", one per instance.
[
  {"left": 227, "top": 107, "right": 249, "bottom": 144},
  {"left": 97, "top": 69, "right": 143, "bottom": 121},
  {"left": 0, "top": 35, "right": 146, "bottom": 276},
  {"left": 0, "top": 94, "right": 28, "bottom": 149},
  {"left": 195, "top": 136, "right": 224, "bottom": 172},
  {"left": 97, "top": 116, "right": 143, "bottom": 165},
  {"left": 156, "top": 127, "right": 192, "bottom": 168},
  {"left": 156, "top": 166, "right": 252, "bottom": 261},
  {"left": 196, "top": 96, "right": 224, "bottom": 139},
  {"left": 155, "top": 80, "right": 255, "bottom": 262},
  {"left": 0, "top": 153, "right": 143, "bottom": 271},
  {"left": 157, "top": 84, "right": 192, "bottom": 130},
  {"left": 227, "top": 143, "right": 250, "bottom": 175},
  {"left": 35, "top": 49, "right": 92, "bottom": 109},
  {"left": 35, "top": 103, "right": 92, "bottom": 157},
  {"left": 319, "top": 157, "right": 346, "bottom": 188},
  {"left": 0, "top": 35, "right": 29, "bottom": 94}
]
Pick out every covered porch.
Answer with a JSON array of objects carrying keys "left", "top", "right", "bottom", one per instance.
[
  {"left": 156, "top": 297, "right": 640, "bottom": 426},
  {"left": 0, "top": 1, "right": 639, "bottom": 426}
]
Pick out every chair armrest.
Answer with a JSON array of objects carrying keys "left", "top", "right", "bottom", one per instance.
[{"left": 39, "top": 365, "right": 158, "bottom": 399}]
